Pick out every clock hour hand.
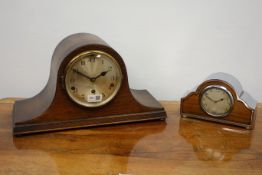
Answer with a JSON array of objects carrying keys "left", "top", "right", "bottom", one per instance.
[
  {"left": 215, "top": 98, "right": 224, "bottom": 103},
  {"left": 73, "top": 69, "right": 92, "bottom": 81},
  {"left": 91, "top": 70, "right": 111, "bottom": 82}
]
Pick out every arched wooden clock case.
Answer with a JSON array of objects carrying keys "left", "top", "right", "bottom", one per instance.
[
  {"left": 13, "top": 33, "right": 167, "bottom": 135},
  {"left": 180, "top": 72, "right": 257, "bottom": 129}
]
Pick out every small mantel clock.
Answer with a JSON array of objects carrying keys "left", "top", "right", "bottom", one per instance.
[
  {"left": 13, "top": 33, "right": 167, "bottom": 135},
  {"left": 180, "top": 72, "right": 257, "bottom": 129}
]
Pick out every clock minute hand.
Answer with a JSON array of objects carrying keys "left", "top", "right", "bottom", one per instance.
[
  {"left": 205, "top": 94, "right": 216, "bottom": 103},
  {"left": 73, "top": 69, "right": 92, "bottom": 81},
  {"left": 215, "top": 98, "right": 224, "bottom": 103}
]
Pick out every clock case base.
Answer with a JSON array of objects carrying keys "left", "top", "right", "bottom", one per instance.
[
  {"left": 181, "top": 113, "right": 254, "bottom": 129},
  {"left": 13, "top": 33, "right": 167, "bottom": 136},
  {"left": 14, "top": 89, "right": 166, "bottom": 135}
]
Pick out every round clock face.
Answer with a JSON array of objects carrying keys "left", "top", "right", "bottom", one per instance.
[
  {"left": 200, "top": 86, "right": 234, "bottom": 117},
  {"left": 65, "top": 50, "right": 123, "bottom": 107}
]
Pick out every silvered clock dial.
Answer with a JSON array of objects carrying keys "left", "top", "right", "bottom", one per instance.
[
  {"left": 65, "top": 50, "right": 123, "bottom": 107},
  {"left": 200, "top": 86, "right": 233, "bottom": 117}
]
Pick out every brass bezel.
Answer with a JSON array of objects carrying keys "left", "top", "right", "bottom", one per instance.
[
  {"left": 64, "top": 50, "right": 123, "bottom": 108},
  {"left": 200, "top": 85, "right": 234, "bottom": 117}
]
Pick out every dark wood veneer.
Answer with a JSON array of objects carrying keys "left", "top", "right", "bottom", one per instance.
[{"left": 13, "top": 33, "right": 166, "bottom": 135}]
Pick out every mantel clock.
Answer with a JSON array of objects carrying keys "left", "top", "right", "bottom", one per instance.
[
  {"left": 180, "top": 72, "right": 257, "bottom": 129},
  {"left": 13, "top": 33, "right": 167, "bottom": 135}
]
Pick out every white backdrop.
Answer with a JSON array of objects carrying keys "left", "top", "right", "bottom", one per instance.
[{"left": 0, "top": 0, "right": 262, "bottom": 101}]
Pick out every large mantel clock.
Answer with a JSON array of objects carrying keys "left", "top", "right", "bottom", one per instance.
[
  {"left": 180, "top": 72, "right": 257, "bottom": 129},
  {"left": 13, "top": 33, "right": 167, "bottom": 135}
]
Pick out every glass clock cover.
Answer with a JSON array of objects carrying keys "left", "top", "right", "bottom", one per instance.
[
  {"left": 65, "top": 50, "right": 123, "bottom": 107},
  {"left": 200, "top": 86, "right": 234, "bottom": 117}
]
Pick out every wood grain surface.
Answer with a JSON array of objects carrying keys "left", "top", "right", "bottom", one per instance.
[{"left": 0, "top": 100, "right": 262, "bottom": 175}]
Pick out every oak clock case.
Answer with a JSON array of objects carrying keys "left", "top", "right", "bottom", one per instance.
[
  {"left": 13, "top": 33, "right": 167, "bottom": 136},
  {"left": 180, "top": 72, "right": 257, "bottom": 129}
]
